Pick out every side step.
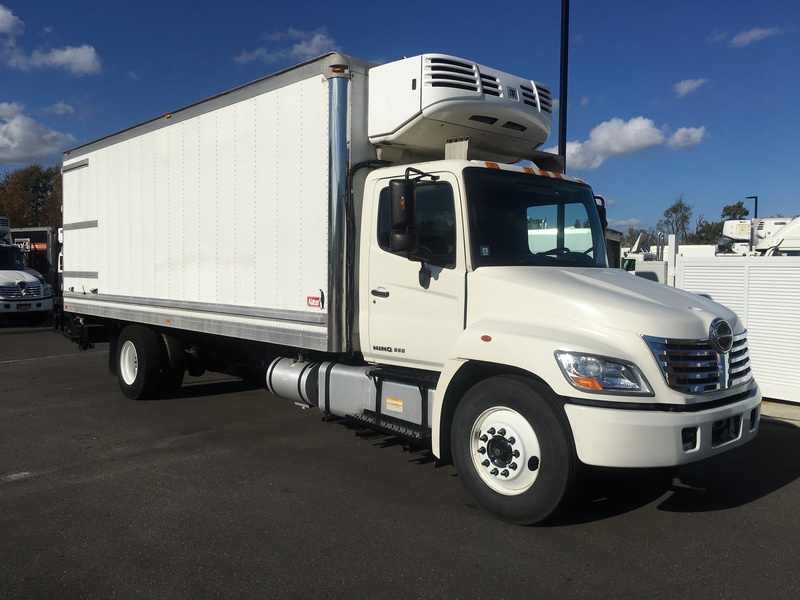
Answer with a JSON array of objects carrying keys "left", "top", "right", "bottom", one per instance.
[{"left": 346, "top": 409, "right": 431, "bottom": 442}]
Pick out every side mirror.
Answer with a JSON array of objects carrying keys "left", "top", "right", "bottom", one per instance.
[
  {"left": 390, "top": 231, "right": 419, "bottom": 253},
  {"left": 594, "top": 195, "right": 608, "bottom": 232},
  {"left": 389, "top": 178, "right": 419, "bottom": 254}
]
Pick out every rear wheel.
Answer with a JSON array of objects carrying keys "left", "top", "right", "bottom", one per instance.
[
  {"left": 451, "top": 375, "right": 578, "bottom": 525},
  {"left": 117, "top": 325, "right": 163, "bottom": 400}
]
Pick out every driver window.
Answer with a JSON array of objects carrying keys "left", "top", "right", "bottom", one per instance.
[{"left": 378, "top": 182, "right": 457, "bottom": 268}]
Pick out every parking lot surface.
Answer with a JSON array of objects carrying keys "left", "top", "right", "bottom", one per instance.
[{"left": 2, "top": 325, "right": 799, "bottom": 599}]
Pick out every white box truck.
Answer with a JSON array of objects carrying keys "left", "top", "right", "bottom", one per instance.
[{"left": 58, "top": 53, "right": 761, "bottom": 524}]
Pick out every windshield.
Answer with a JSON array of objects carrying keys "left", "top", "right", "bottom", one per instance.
[
  {"left": 0, "top": 246, "right": 26, "bottom": 270},
  {"left": 464, "top": 167, "right": 607, "bottom": 268}
]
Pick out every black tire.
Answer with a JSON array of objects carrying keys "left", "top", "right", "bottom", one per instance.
[
  {"left": 117, "top": 325, "right": 164, "bottom": 400},
  {"left": 451, "top": 375, "right": 578, "bottom": 525}
]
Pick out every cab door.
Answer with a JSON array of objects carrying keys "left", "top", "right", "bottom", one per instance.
[{"left": 363, "top": 175, "right": 466, "bottom": 369}]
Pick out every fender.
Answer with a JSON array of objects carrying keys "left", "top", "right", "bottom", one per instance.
[{"left": 430, "top": 316, "right": 652, "bottom": 457}]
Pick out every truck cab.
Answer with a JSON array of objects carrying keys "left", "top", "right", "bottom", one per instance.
[
  {"left": 0, "top": 217, "right": 55, "bottom": 325},
  {"left": 352, "top": 158, "right": 759, "bottom": 521}
]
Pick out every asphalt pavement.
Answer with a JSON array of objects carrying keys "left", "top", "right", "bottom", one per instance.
[{"left": 1, "top": 324, "right": 799, "bottom": 599}]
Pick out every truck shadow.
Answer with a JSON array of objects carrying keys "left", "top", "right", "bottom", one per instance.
[{"left": 556, "top": 419, "right": 800, "bottom": 525}]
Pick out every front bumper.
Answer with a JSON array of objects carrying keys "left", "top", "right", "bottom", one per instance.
[
  {"left": 0, "top": 297, "right": 54, "bottom": 314},
  {"left": 564, "top": 386, "right": 761, "bottom": 468}
]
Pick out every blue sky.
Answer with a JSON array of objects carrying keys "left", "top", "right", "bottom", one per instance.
[{"left": 1, "top": 0, "right": 797, "bottom": 230}]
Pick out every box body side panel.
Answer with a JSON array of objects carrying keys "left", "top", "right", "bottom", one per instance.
[{"left": 62, "top": 72, "right": 338, "bottom": 348}]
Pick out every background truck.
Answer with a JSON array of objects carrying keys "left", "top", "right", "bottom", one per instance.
[
  {"left": 1, "top": 216, "right": 55, "bottom": 325},
  {"left": 10, "top": 225, "right": 61, "bottom": 295},
  {"left": 722, "top": 217, "right": 798, "bottom": 255},
  {"left": 58, "top": 53, "right": 761, "bottom": 524}
]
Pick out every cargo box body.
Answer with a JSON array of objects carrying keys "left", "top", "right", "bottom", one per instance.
[{"left": 62, "top": 54, "right": 375, "bottom": 352}]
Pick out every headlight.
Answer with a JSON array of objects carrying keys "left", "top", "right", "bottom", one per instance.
[
  {"left": 43, "top": 284, "right": 54, "bottom": 297},
  {"left": 555, "top": 351, "right": 653, "bottom": 396}
]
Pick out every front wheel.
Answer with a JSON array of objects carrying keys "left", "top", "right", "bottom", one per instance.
[{"left": 451, "top": 375, "right": 578, "bottom": 525}]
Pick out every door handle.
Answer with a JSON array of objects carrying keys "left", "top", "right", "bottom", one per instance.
[{"left": 371, "top": 289, "right": 390, "bottom": 298}]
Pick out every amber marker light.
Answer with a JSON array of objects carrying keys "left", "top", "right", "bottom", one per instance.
[
  {"left": 570, "top": 377, "right": 603, "bottom": 390},
  {"left": 480, "top": 335, "right": 492, "bottom": 342}
]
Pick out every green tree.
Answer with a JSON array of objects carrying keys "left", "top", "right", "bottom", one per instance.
[
  {"left": 0, "top": 165, "right": 62, "bottom": 227},
  {"left": 656, "top": 194, "right": 692, "bottom": 244},
  {"left": 686, "top": 215, "right": 724, "bottom": 245},
  {"left": 623, "top": 226, "right": 659, "bottom": 249},
  {"left": 721, "top": 201, "right": 749, "bottom": 220}
]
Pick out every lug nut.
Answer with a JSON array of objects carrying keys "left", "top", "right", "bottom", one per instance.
[
  {"left": 508, "top": 436, "right": 516, "bottom": 444},
  {"left": 498, "top": 428, "right": 506, "bottom": 436},
  {"left": 512, "top": 450, "right": 520, "bottom": 458},
  {"left": 490, "top": 468, "right": 499, "bottom": 476},
  {"left": 501, "top": 469, "right": 509, "bottom": 477},
  {"left": 488, "top": 427, "right": 496, "bottom": 435},
  {"left": 480, "top": 434, "right": 488, "bottom": 442},
  {"left": 482, "top": 460, "right": 490, "bottom": 467},
  {"left": 478, "top": 446, "right": 486, "bottom": 454},
  {"left": 509, "top": 462, "right": 518, "bottom": 470}
]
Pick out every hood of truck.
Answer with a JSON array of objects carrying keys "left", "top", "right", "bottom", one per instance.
[
  {"left": 0, "top": 269, "right": 43, "bottom": 286},
  {"left": 467, "top": 266, "right": 742, "bottom": 341}
]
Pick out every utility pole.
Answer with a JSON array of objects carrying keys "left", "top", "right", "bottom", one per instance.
[{"left": 558, "top": 0, "right": 570, "bottom": 172}]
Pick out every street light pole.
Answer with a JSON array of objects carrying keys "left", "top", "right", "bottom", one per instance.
[
  {"left": 745, "top": 195, "right": 758, "bottom": 219},
  {"left": 558, "top": 0, "right": 570, "bottom": 173}
]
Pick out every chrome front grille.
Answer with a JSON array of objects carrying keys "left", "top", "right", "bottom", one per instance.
[
  {"left": 643, "top": 331, "right": 752, "bottom": 393},
  {"left": 0, "top": 284, "right": 43, "bottom": 298}
]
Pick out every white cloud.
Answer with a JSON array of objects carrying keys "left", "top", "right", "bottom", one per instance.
[
  {"left": 556, "top": 117, "right": 665, "bottom": 169},
  {"left": 0, "top": 4, "right": 24, "bottom": 37},
  {"left": 608, "top": 217, "right": 642, "bottom": 230},
  {"left": 546, "top": 116, "right": 707, "bottom": 170},
  {"left": 730, "top": 27, "right": 782, "bottom": 48},
  {"left": 0, "top": 5, "right": 101, "bottom": 75},
  {"left": 667, "top": 126, "right": 707, "bottom": 149},
  {"left": 26, "top": 45, "right": 101, "bottom": 75},
  {"left": 234, "top": 27, "right": 340, "bottom": 65},
  {"left": 0, "top": 102, "right": 76, "bottom": 163},
  {"left": 45, "top": 101, "right": 74, "bottom": 115},
  {"left": 673, "top": 78, "right": 709, "bottom": 97},
  {"left": 0, "top": 101, "right": 23, "bottom": 120}
]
